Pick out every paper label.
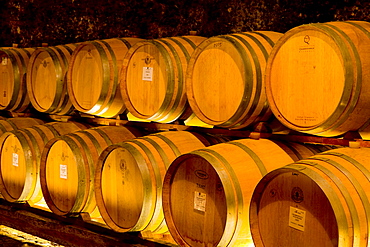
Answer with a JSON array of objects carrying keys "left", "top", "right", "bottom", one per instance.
[
  {"left": 2, "top": 57, "right": 7, "bottom": 66},
  {"left": 194, "top": 191, "right": 206, "bottom": 212},
  {"left": 60, "top": 164, "right": 67, "bottom": 179},
  {"left": 142, "top": 67, "right": 153, "bottom": 81},
  {"left": 289, "top": 206, "right": 306, "bottom": 231},
  {"left": 12, "top": 153, "right": 18, "bottom": 167}
]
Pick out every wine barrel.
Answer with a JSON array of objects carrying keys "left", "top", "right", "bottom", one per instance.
[
  {"left": 185, "top": 31, "right": 283, "bottom": 129},
  {"left": 0, "top": 121, "right": 91, "bottom": 205},
  {"left": 26, "top": 44, "right": 77, "bottom": 115},
  {"left": 265, "top": 21, "right": 370, "bottom": 138},
  {"left": 94, "top": 131, "right": 220, "bottom": 233},
  {"left": 0, "top": 117, "right": 45, "bottom": 135},
  {"left": 162, "top": 139, "right": 334, "bottom": 247},
  {"left": 67, "top": 38, "right": 143, "bottom": 118},
  {"left": 40, "top": 125, "right": 142, "bottom": 216},
  {"left": 120, "top": 36, "right": 207, "bottom": 123},
  {"left": 0, "top": 48, "right": 35, "bottom": 112},
  {"left": 250, "top": 147, "right": 370, "bottom": 247}
]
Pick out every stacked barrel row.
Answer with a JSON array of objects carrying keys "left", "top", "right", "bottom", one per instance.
[
  {"left": 3, "top": 20, "right": 370, "bottom": 138},
  {"left": 4, "top": 116, "right": 367, "bottom": 247},
  {"left": 2, "top": 116, "right": 370, "bottom": 247},
  {"left": 0, "top": 116, "right": 340, "bottom": 246},
  {"left": 1, "top": 29, "right": 284, "bottom": 131},
  {"left": 1, "top": 120, "right": 369, "bottom": 247}
]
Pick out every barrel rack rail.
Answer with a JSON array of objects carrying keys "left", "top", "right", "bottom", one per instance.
[
  {"left": 0, "top": 198, "right": 177, "bottom": 246},
  {"left": 0, "top": 111, "right": 368, "bottom": 246},
  {"left": 80, "top": 114, "right": 370, "bottom": 148},
  {"left": 3, "top": 110, "right": 368, "bottom": 148}
]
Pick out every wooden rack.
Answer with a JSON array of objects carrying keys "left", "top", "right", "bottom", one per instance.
[{"left": 0, "top": 199, "right": 177, "bottom": 247}]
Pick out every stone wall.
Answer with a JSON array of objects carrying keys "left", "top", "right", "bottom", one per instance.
[{"left": 0, "top": 0, "right": 368, "bottom": 47}]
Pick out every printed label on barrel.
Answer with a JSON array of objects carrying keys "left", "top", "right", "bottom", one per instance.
[
  {"left": 195, "top": 169, "right": 209, "bottom": 179},
  {"left": 12, "top": 153, "right": 18, "bottom": 167},
  {"left": 289, "top": 206, "right": 306, "bottom": 231},
  {"left": 194, "top": 191, "right": 206, "bottom": 212},
  {"left": 60, "top": 164, "right": 67, "bottom": 179},
  {"left": 298, "top": 35, "right": 315, "bottom": 52},
  {"left": 142, "top": 67, "right": 153, "bottom": 81},
  {"left": 294, "top": 116, "right": 318, "bottom": 124}
]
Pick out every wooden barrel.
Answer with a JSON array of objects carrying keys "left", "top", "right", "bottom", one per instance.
[
  {"left": 0, "top": 48, "right": 35, "bottom": 112},
  {"left": 26, "top": 44, "right": 77, "bottom": 115},
  {"left": 162, "top": 139, "right": 335, "bottom": 246},
  {"left": 0, "top": 117, "right": 45, "bottom": 135},
  {"left": 94, "top": 131, "right": 220, "bottom": 233},
  {"left": 67, "top": 38, "right": 143, "bottom": 118},
  {"left": 0, "top": 121, "right": 90, "bottom": 205},
  {"left": 185, "top": 31, "right": 283, "bottom": 129},
  {"left": 250, "top": 147, "right": 370, "bottom": 247},
  {"left": 120, "top": 36, "right": 207, "bottom": 123},
  {"left": 40, "top": 125, "right": 142, "bottom": 216},
  {"left": 265, "top": 21, "right": 370, "bottom": 138}
]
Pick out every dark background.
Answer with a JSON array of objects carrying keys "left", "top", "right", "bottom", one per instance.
[{"left": 0, "top": 0, "right": 369, "bottom": 47}]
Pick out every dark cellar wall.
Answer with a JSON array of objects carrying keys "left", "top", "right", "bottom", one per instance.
[{"left": 0, "top": 0, "right": 369, "bottom": 47}]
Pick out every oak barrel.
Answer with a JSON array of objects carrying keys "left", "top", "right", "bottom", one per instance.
[
  {"left": 67, "top": 38, "right": 142, "bottom": 118},
  {"left": 0, "top": 121, "right": 90, "bottom": 205},
  {"left": 0, "top": 48, "right": 35, "bottom": 112},
  {"left": 250, "top": 147, "right": 370, "bottom": 247},
  {"left": 120, "top": 36, "right": 207, "bottom": 123},
  {"left": 26, "top": 44, "right": 77, "bottom": 115},
  {"left": 40, "top": 125, "right": 142, "bottom": 216},
  {"left": 0, "top": 117, "right": 45, "bottom": 136},
  {"left": 162, "top": 139, "right": 334, "bottom": 246},
  {"left": 265, "top": 21, "right": 370, "bottom": 138},
  {"left": 185, "top": 31, "right": 283, "bottom": 129},
  {"left": 94, "top": 131, "right": 218, "bottom": 233}
]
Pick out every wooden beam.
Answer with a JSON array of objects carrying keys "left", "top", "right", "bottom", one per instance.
[{"left": 0, "top": 200, "right": 177, "bottom": 247}]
